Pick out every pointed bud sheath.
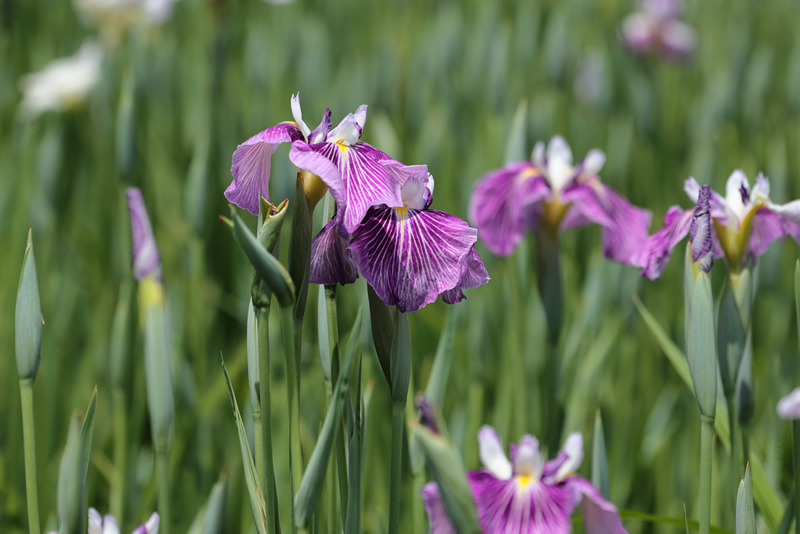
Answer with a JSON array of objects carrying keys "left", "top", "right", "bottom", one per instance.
[
  {"left": 16, "top": 230, "right": 43, "bottom": 382},
  {"left": 246, "top": 300, "right": 260, "bottom": 411},
  {"left": 592, "top": 411, "right": 610, "bottom": 500},
  {"left": 718, "top": 263, "right": 754, "bottom": 398},
  {"left": 58, "top": 412, "right": 83, "bottom": 534},
  {"left": 736, "top": 463, "right": 756, "bottom": 534},
  {"left": 142, "top": 289, "right": 174, "bottom": 441},
  {"left": 252, "top": 197, "right": 289, "bottom": 308},
  {"left": 413, "top": 424, "right": 482, "bottom": 534},
  {"left": 684, "top": 243, "right": 717, "bottom": 419},
  {"left": 229, "top": 206, "right": 295, "bottom": 309}
]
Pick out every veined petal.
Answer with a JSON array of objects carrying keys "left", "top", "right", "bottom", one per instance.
[
  {"left": 309, "top": 219, "right": 359, "bottom": 286},
  {"left": 777, "top": 388, "right": 800, "bottom": 420},
  {"left": 442, "top": 246, "right": 490, "bottom": 304},
  {"left": 560, "top": 179, "right": 652, "bottom": 266},
  {"left": 309, "top": 107, "right": 332, "bottom": 144},
  {"left": 747, "top": 207, "right": 788, "bottom": 259},
  {"left": 421, "top": 482, "right": 458, "bottom": 534},
  {"left": 126, "top": 187, "right": 162, "bottom": 282},
  {"left": 639, "top": 206, "right": 694, "bottom": 280},
  {"left": 689, "top": 184, "right": 713, "bottom": 270},
  {"left": 469, "top": 162, "right": 550, "bottom": 256},
  {"left": 349, "top": 206, "right": 478, "bottom": 313},
  {"left": 133, "top": 512, "right": 160, "bottom": 534},
  {"left": 467, "top": 470, "right": 573, "bottom": 534},
  {"left": 477, "top": 425, "right": 512, "bottom": 480},
  {"left": 564, "top": 477, "right": 627, "bottom": 534},
  {"left": 227, "top": 122, "right": 304, "bottom": 214},
  {"left": 327, "top": 105, "right": 367, "bottom": 146}
]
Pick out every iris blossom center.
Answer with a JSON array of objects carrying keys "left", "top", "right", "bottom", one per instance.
[{"left": 713, "top": 200, "right": 762, "bottom": 271}]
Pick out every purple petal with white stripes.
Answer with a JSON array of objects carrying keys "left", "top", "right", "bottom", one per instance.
[
  {"left": 639, "top": 206, "right": 694, "bottom": 280},
  {"left": 421, "top": 482, "right": 458, "bottom": 534},
  {"left": 290, "top": 141, "right": 417, "bottom": 234},
  {"left": 226, "top": 122, "right": 305, "bottom": 214},
  {"left": 746, "top": 207, "right": 787, "bottom": 259},
  {"left": 564, "top": 477, "right": 628, "bottom": 534},
  {"left": 349, "top": 206, "right": 478, "bottom": 313},
  {"left": 126, "top": 188, "right": 162, "bottom": 282},
  {"left": 309, "top": 219, "right": 359, "bottom": 286},
  {"left": 469, "top": 162, "right": 550, "bottom": 256},
  {"left": 689, "top": 184, "right": 713, "bottom": 271},
  {"left": 560, "top": 178, "right": 652, "bottom": 266},
  {"left": 442, "top": 247, "right": 490, "bottom": 304}
]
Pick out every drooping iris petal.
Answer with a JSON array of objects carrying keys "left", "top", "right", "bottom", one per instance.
[
  {"left": 560, "top": 178, "right": 652, "bottom": 266},
  {"left": 226, "top": 122, "right": 304, "bottom": 214},
  {"left": 349, "top": 206, "right": 478, "bottom": 313},
  {"left": 564, "top": 477, "right": 628, "bottom": 534},
  {"left": 777, "top": 388, "right": 800, "bottom": 420},
  {"left": 126, "top": 187, "right": 162, "bottom": 282},
  {"left": 442, "top": 247, "right": 490, "bottom": 304},
  {"left": 747, "top": 208, "right": 788, "bottom": 259},
  {"left": 639, "top": 206, "right": 694, "bottom": 280},
  {"left": 291, "top": 141, "right": 416, "bottom": 234},
  {"left": 467, "top": 470, "right": 574, "bottom": 534},
  {"left": 309, "top": 219, "right": 359, "bottom": 286},
  {"left": 469, "top": 162, "right": 550, "bottom": 256},
  {"left": 689, "top": 184, "right": 713, "bottom": 271},
  {"left": 421, "top": 482, "right": 458, "bottom": 534}
]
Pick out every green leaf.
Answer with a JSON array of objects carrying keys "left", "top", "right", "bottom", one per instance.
[
  {"left": 775, "top": 493, "right": 794, "bottom": 534},
  {"left": 143, "top": 302, "right": 175, "bottom": 441},
  {"left": 717, "top": 279, "right": 745, "bottom": 396},
  {"left": 367, "top": 284, "right": 393, "bottom": 393},
  {"left": 222, "top": 356, "right": 267, "bottom": 534},
  {"left": 686, "top": 271, "right": 717, "bottom": 418},
  {"left": 390, "top": 309, "right": 411, "bottom": 405},
  {"left": 616, "top": 510, "right": 733, "bottom": 534},
  {"left": 736, "top": 463, "right": 756, "bottom": 534},
  {"left": 504, "top": 99, "right": 528, "bottom": 164},
  {"left": 749, "top": 452, "right": 784, "bottom": 532},
  {"left": 58, "top": 412, "right": 83, "bottom": 534},
  {"left": 187, "top": 471, "right": 229, "bottom": 534},
  {"left": 425, "top": 306, "right": 459, "bottom": 408},
  {"left": 288, "top": 173, "right": 312, "bottom": 322},
  {"left": 633, "top": 296, "right": 730, "bottom": 451},
  {"left": 15, "top": 229, "right": 42, "bottom": 382},
  {"left": 592, "top": 411, "right": 610, "bottom": 500},
  {"left": 78, "top": 388, "right": 97, "bottom": 534},
  {"left": 229, "top": 206, "right": 295, "bottom": 309},
  {"left": 344, "top": 354, "right": 365, "bottom": 534},
  {"left": 295, "top": 308, "right": 363, "bottom": 527}
]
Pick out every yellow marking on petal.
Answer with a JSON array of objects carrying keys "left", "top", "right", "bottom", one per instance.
[
  {"left": 394, "top": 207, "right": 409, "bottom": 221},
  {"left": 713, "top": 200, "right": 762, "bottom": 272},
  {"left": 517, "top": 475, "right": 534, "bottom": 490}
]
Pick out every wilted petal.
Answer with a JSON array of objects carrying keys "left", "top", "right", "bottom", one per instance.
[
  {"left": 477, "top": 425, "right": 512, "bottom": 480},
  {"left": 658, "top": 19, "right": 697, "bottom": 59},
  {"left": 442, "top": 247, "right": 490, "bottom": 304},
  {"left": 226, "top": 122, "right": 304, "bottom": 214},
  {"left": 639, "top": 206, "right": 694, "bottom": 280},
  {"left": 421, "top": 482, "right": 458, "bottom": 534},
  {"left": 564, "top": 477, "right": 627, "bottom": 534},
  {"left": 132, "top": 512, "right": 160, "bottom": 534},
  {"left": 560, "top": 179, "right": 652, "bottom": 266},
  {"left": 126, "top": 188, "right": 162, "bottom": 282},
  {"left": 689, "top": 184, "right": 713, "bottom": 271},
  {"left": 309, "top": 219, "right": 359, "bottom": 286},
  {"left": 349, "top": 206, "right": 478, "bottom": 313},
  {"left": 777, "top": 388, "right": 800, "bottom": 420},
  {"left": 467, "top": 470, "right": 573, "bottom": 534},
  {"left": 469, "top": 162, "right": 550, "bottom": 256},
  {"left": 620, "top": 13, "right": 657, "bottom": 54}
]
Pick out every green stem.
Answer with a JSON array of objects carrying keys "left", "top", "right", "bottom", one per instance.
[
  {"left": 280, "top": 306, "right": 303, "bottom": 533},
  {"left": 110, "top": 388, "right": 128, "bottom": 522},
  {"left": 155, "top": 441, "right": 171, "bottom": 534},
  {"left": 325, "top": 284, "right": 348, "bottom": 520},
  {"left": 792, "top": 421, "right": 800, "bottom": 534},
  {"left": 257, "top": 305, "right": 278, "bottom": 534},
  {"left": 389, "top": 400, "right": 406, "bottom": 534},
  {"left": 699, "top": 415, "right": 715, "bottom": 534},
  {"left": 19, "top": 379, "right": 40, "bottom": 534}
]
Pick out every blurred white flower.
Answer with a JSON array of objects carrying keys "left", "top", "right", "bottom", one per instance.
[{"left": 19, "top": 42, "right": 103, "bottom": 119}]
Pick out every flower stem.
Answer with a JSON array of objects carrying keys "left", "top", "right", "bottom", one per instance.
[
  {"left": 388, "top": 400, "right": 406, "bottom": 534},
  {"left": 699, "top": 414, "right": 714, "bottom": 534},
  {"left": 111, "top": 387, "right": 128, "bottom": 522},
  {"left": 793, "top": 421, "right": 800, "bottom": 534},
  {"left": 257, "top": 305, "right": 278, "bottom": 534},
  {"left": 155, "top": 440, "right": 171, "bottom": 534},
  {"left": 19, "top": 379, "right": 40, "bottom": 534}
]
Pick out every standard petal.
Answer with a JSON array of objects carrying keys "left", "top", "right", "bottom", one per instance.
[
  {"left": 349, "top": 206, "right": 478, "bottom": 313},
  {"left": 421, "top": 482, "right": 458, "bottom": 534},
  {"left": 126, "top": 187, "right": 162, "bottom": 282},
  {"left": 309, "top": 108, "right": 332, "bottom": 144},
  {"left": 639, "top": 206, "right": 694, "bottom": 280},
  {"left": 564, "top": 477, "right": 628, "bottom": 534},
  {"left": 579, "top": 149, "right": 606, "bottom": 176},
  {"left": 513, "top": 435, "right": 544, "bottom": 480},
  {"left": 326, "top": 106, "right": 366, "bottom": 146},
  {"left": 777, "top": 388, "right": 800, "bottom": 420},
  {"left": 477, "top": 425, "right": 512, "bottom": 480},
  {"left": 658, "top": 19, "right": 697, "bottom": 60},
  {"left": 89, "top": 508, "right": 104, "bottom": 534},
  {"left": 560, "top": 179, "right": 652, "bottom": 266},
  {"left": 309, "top": 219, "right": 359, "bottom": 286},
  {"left": 469, "top": 162, "right": 550, "bottom": 256},
  {"left": 546, "top": 136, "right": 575, "bottom": 191},
  {"left": 442, "top": 246, "right": 490, "bottom": 304},
  {"left": 468, "top": 470, "right": 573, "bottom": 534},
  {"left": 226, "top": 122, "right": 304, "bottom": 214},
  {"left": 290, "top": 93, "right": 311, "bottom": 141},
  {"left": 553, "top": 433, "right": 584, "bottom": 482}
]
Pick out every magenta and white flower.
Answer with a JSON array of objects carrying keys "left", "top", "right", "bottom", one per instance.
[
  {"left": 639, "top": 171, "right": 800, "bottom": 280},
  {"left": 422, "top": 426, "right": 627, "bottom": 534},
  {"left": 126, "top": 187, "right": 162, "bottom": 282},
  {"left": 469, "top": 136, "right": 651, "bottom": 265},
  {"left": 89, "top": 508, "right": 159, "bottom": 534},
  {"left": 620, "top": 0, "right": 697, "bottom": 60}
]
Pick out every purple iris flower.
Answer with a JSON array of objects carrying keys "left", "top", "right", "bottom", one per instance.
[
  {"left": 639, "top": 171, "right": 800, "bottom": 280},
  {"left": 422, "top": 426, "right": 627, "bottom": 534},
  {"left": 469, "top": 136, "right": 651, "bottom": 265},
  {"left": 126, "top": 187, "right": 162, "bottom": 282},
  {"left": 88, "top": 508, "right": 159, "bottom": 534},
  {"left": 620, "top": 0, "right": 697, "bottom": 61}
]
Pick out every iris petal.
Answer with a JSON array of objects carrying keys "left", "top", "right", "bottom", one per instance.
[
  {"left": 777, "top": 388, "right": 800, "bottom": 420},
  {"left": 309, "top": 219, "right": 359, "bottom": 286},
  {"left": 349, "top": 206, "right": 478, "bottom": 313},
  {"left": 639, "top": 206, "right": 694, "bottom": 280},
  {"left": 421, "top": 482, "right": 459, "bottom": 534},
  {"left": 442, "top": 247, "right": 490, "bottom": 304},
  {"left": 226, "top": 122, "right": 304, "bottom": 214},
  {"left": 563, "top": 477, "right": 628, "bottom": 534},
  {"left": 126, "top": 188, "right": 162, "bottom": 282}
]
